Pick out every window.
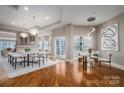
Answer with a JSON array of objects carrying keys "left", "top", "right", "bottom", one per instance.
[
  {"left": 38, "top": 37, "right": 43, "bottom": 49},
  {"left": 38, "top": 35, "right": 51, "bottom": 52},
  {"left": 0, "top": 31, "right": 16, "bottom": 50},
  {"left": 73, "top": 36, "right": 92, "bottom": 59},
  {"left": 44, "top": 36, "right": 49, "bottom": 50},
  {"left": 83, "top": 37, "right": 92, "bottom": 52},
  {"left": 55, "top": 37, "right": 66, "bottom": 58},
  {"left": 0, "top": 40, "right": 16, "bottom": 50}
]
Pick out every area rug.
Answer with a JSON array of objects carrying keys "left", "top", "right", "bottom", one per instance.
[{"left": 0, "top": 56, "right": 60, "bottom": 78}]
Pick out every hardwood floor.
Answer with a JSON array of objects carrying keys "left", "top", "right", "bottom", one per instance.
[{"left": 0, "top": 60, "right": 124, "bottom": 87}]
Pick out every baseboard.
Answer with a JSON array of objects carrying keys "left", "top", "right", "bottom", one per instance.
[
  {"left": 55, "top": 58, "right": 73, "bottom": 62},
  {"left": 111, "top": 63, "right": 124, "bottom": 70},
  {"left": 65, "top": 59, "right": 74, "bottom": 62},
  {"left": 65, "top": 59, "right": 124, "bottom": 70},
  {"left": 60, "top": 58, "right": 124, "bottom": 70}
]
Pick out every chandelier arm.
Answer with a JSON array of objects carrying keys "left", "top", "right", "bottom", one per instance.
[{"left": 29, "top": 16, "right": 39, "bottom": 36}]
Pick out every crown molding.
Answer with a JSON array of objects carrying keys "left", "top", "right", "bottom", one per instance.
[
  {"left": 39, "top": 20, "right": 61, "bottom": 30},
  {"left": 0, "top": 24, "right": 27, "bottom": 33}
]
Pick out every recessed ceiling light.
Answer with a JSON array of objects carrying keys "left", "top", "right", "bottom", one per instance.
[
  {"left": 45, "top": 16, "right": 50, "bottom": 20},
  {"left": 24, "top": 6, "right": 29, "bottom": 11},
  {"left": 11, "top": 22, "right": 15, "bottom": 25}
]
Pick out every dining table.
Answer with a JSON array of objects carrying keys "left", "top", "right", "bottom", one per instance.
[
  {"left": 80, "top": 53, "right": 90, "bottom": 69},
  {"left": 8, "top": 51, "right": 50, "bottom": 68}
]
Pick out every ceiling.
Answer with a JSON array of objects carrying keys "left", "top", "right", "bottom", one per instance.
[{"left": 0, "top": 5, "right": 124, "bottom": 33}]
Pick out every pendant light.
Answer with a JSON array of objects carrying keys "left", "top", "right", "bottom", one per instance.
[
  {"left": 20, "top": 33, "right": 28, "bottom": 38},
  {"left": 87, "top": 17, "right": 96, "bottom": 36},
  {"left": 29, "top": 16, "right": 39, "bottom": 36}
]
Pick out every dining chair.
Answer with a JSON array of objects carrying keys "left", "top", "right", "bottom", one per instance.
[
  {"left": 31, "top": 53, "right": 45, "bottom": 67},
  {"left": 37, "top": 53, "right": 45, "bottom": 64},
  {"left": 98, "top": 52, "right": 112, "bottom": 69},
  {"left": 88, "top": 48, "right": 99, "bottom": 63},
  {"left": 12, "top": 57, "right": 25, "bottom": 69},
  {"left": 82, "top": 55, "right": 94, "bottom": 69},
  {"left": 48, "top": 54, "right": 56, "bottom": 61},
  {"left": 30, "top": 53, "right": 40, "bottom": 67},
  {"left": 87, "top": 57, "right": 94, "bottom": 67}
]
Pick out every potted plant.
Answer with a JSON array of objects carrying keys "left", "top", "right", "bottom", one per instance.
[{"left": 24, "top": 48, "right": 31, "bottom": 53}]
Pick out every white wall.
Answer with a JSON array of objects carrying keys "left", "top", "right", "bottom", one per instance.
[
  {"left": 97, "top": 13, "right": 124, "bottom": 67},
  {"left": 52, "top": 24, "right": 97, "bottom": 61},
  {"left": 73, "top": 26, "right": 97, "bottom": 50}
]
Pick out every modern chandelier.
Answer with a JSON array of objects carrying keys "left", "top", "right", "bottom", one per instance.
[
  {"left": 87, "top": 17, "right": 96, "bottom": 36},
  {"left": 29, "top": 16, "right": 39, "bottom": 36},
  {"left": 20, "top": 32, "right": 28, "bottom": 38}
]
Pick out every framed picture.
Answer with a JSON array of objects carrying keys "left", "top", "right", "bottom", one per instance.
[{"left": 101, "top": 23, "right": 119, "bottom": 51}]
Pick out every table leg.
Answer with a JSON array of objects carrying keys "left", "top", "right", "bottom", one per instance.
[
  {"left": 43, "top": 57, "right": 45, "bottom": 64},
  {"left": 12, "top": 57, "right": 14, "bottom": 67},
  {"left": 83, "top": 56, "right": 87, "bottom": 69},
  {"left": 39, "top": 58, "right": 40, "bottom": 67},
  {"left": 46, "top": 54, "right": 47, "bottom": 61},
  {"left": 24, "top": 57, "right": 26, "bottom": 68},
  {"left": 27, "top": 54, "right": 29, "bottom": 66},
  {"left": 15, "top": 58, "right": 17, "bottom": 69},
  {"left": 10, "top": 56, "right": 12, "bottom": 64}
]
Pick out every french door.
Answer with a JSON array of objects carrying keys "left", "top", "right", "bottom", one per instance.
[{"left": 55, "top": 37, "right": 66, "bottom": 58}]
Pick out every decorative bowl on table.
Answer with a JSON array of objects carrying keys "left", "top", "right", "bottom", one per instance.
[{"left": 88, "top": 48, "right": 92, "bottom": 53}]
